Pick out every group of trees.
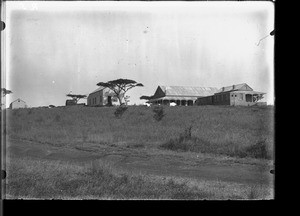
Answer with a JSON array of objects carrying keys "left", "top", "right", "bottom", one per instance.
[
  {"left": 67, "top": 78, "right": 144, "bottom": 106},
  {"left": 2, "top": 79, "right": 146, "bottom": 107},
  {"left": 2, "top": 79, "right": 145, "bottom": 108}
]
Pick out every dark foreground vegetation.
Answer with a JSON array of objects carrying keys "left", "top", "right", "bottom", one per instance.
[
  {"left": 6, "top": 155, "right": 272, "bottom": 200},
  {"left": 6, "top": 105, "right": 274, "bottom": 159}
]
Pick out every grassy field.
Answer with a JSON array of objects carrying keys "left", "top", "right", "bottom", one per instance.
[
  {"left": 6, "top": 105, "right": 274, "bottom": 158},
  {"left": 6, "top": 155, "right": 272, "bottom": 200},
  {"left": 4, "top": 105, "right": 274, "bottom": 199}
]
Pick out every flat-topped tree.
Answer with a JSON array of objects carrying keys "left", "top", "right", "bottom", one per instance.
[
  {"left": 140, "top": 95, "right": 154, "bottom": 101},
  {"left": 97, "top": 78, "right": 143, "bottom": 106},
  {"left": 66, "top": 94, "right": 87, "bottom": 104}
]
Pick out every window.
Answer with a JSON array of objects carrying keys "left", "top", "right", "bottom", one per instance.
[{"left": 237, "top": 93, "right": 243, "bottom": 100}]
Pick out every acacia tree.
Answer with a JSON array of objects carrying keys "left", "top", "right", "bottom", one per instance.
[
  {"left": 1, "top": 88, "right": 13, "bottom": 107},
  {"left": 97, "top": 78, "right": 143, "bottom": 106},
  {"left": 140, "top": 95, "right": 154, "bottom": 101},
  {"left": 66, "top": 94, "right": 87, "bottom": 104},
  {"left": 1, "top": 88, "right": 12, "bottom": 96}
]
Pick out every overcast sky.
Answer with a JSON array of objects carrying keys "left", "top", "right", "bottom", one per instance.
[{"left": 3, "top": 1, "right": 274, "bottom": 107}]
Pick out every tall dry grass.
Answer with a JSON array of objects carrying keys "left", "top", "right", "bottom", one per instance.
[
  {"left": 5, "top": 105, "right": 274, "bottom": 159},
  {"left": 6, "top": 156, "right": 273, "bottom": 199},
  {"left": 6, "top": 156, "right": 214, "bottom": 199}
]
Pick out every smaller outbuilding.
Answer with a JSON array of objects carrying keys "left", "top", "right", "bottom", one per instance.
[
  {"left": 195, "top": 83, "right": 266, "bottom": 106},
  {"left": 87, "top": 87, "right": 119, "bottom": 107},
  {"left": 9, "top": 98, "right": 28, "bottom": 109}
]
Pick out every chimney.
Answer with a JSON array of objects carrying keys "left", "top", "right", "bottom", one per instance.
[
  {"left": 232, "top": 85, "right": 235, "bottom": 90},
  {"left": 222, "top": 87, "right": 225, "bottom": 92}
]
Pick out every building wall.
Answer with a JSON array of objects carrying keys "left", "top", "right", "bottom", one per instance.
[
  {"left": 230, "top": 92, "right": 262, "bottom": 106},
  {"left": 213, "top": 92, "right": 231, "bottom": 105},
  {"left": 87, "top": 90, "right": 104, "bottom": 106},
  {"left": 66, "top": 99, "right": 77, "bottom": 106},
  {"left": 10, "top": 100, "right": 27, "bottom": 109},
  {"left": 196, "top": 92, "right": 260, "bottom": 106},
  {"left": 87, "top": 88, "right": 119, "bottom": 106},
  {"left": 195, "top": 95, "right": 214, "bottom": 105}
]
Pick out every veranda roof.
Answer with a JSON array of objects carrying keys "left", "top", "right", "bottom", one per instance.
[
  {"left": 159, "top": 86, "right": 219, "bottom": 97},
  {"left": 149, "top": 96, "right": 198, "bottom": 102}
]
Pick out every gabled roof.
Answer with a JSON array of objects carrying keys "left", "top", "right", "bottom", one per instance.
[
  {"left": 89, "top": 87, "right": 120, "bottom": 97},
  {"left": 217, "top": 83, "right": 253, "bottom": 93},
  {"left": 90, "top": 87, "right": 106, "bottom": 94},
  {"left": 10, "top": 98, "right": 26, "bottom": 104},
  {"left": 159, "top": 86, "right": 219, "bottom": 97}
]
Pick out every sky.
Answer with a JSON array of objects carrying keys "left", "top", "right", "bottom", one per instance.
[{"left": 2, "top": 1, "right": 274, "bottom": 107}]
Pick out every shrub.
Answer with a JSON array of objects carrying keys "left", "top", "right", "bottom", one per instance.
[
  {"left": 35, "top": 116, "right": 44, "bottom": 124},
  {"left": 179, "top": 125, "right": 192, "bottom": 141},
  {"left": 161, "top": 125, "right": 199, "bottom": 152},
  {"left": 245, "top": 140, "right": 269, "bottom": 159},
  {"left": 114, "top": 106, "right": 128, "bottom": 118},
  {"left": 153, "top": 106, "right": 165, "bottom": 121},
  {"left": 12, "top": 110, "right": 20, "bottom": 117},
  {"left": 27, "top": 109, "right": 33, "bottom": 115},
  {"left": 54, "top": 114, "right": 61, "bottom": 122}
]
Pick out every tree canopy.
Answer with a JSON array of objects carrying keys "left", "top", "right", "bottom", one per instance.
[
  {"left": 1, "top": 88, "right": 12, "bottom": 96},
  {"left": 140, "top": 95, "right": 154, "bottom": 100},
  {"left": 97, "top": 78, "right": 143, "bottom": 105}
]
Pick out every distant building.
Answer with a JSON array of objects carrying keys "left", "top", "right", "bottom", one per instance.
[
  {"left": 9, "top": 98, "right": 28, "bottom": 109},
  {"left": 87, "top": 87, "right": 119, "bottom": 107},
  {"left": 65, "top": 99, "right": 85, "bottom": 107},
  {"left": 65, "top": 99, "right": 77, "bottom": 106},
  {"left": 195, "top": 83, "right": 266, "bottom": 106},
  {"left": 148, "top": 85, "right": 219, "bottom": 106}
]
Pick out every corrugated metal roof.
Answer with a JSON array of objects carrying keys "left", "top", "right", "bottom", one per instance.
[
  {"left": 149, "top": 96, "right": 198, "bottom": 102},
  {"left": 159, "top": 86, "right": 219, "bottom": 97},
  {"left": 90, "top": 87, "right": 106, "bottom": 94},
  {"left": 232, "top": 90, "right": 265, "bottom": 95},
  {"left": 217, "top": 83, "right": 251, "bottom": 93},
  {"left": 89, "top": 87, "right": 119, "bottom": 97}
]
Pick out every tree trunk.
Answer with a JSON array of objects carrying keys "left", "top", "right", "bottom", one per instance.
[{"left": 117, "top": 96, "right": 123, "bottom": 106}]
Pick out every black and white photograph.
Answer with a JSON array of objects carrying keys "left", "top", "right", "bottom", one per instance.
[{"left": 1, "top": 0, "right": 274, "bottom": 200}]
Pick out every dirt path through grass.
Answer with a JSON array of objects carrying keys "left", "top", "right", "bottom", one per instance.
[{"left": 6, "top": 138, "right": 274, "bottom": 186}]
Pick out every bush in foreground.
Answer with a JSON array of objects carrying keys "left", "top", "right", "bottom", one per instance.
[
  {"left": 114, "top": 106, "right": 128, "bottom": 118},
  {"left": 161, "top": 127, "right": 271, "bottom": 159},
  {"left": 152, "top": 106, "right": 165, "bottom": 121}
]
